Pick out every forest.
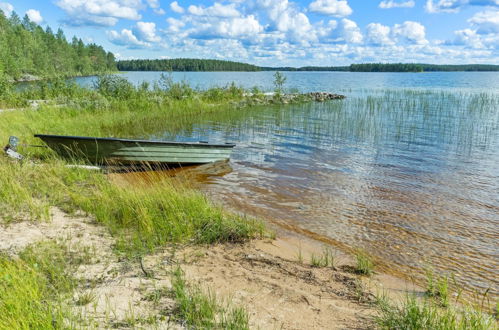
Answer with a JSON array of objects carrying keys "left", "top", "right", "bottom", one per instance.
[
  {"left": 117, "top": 59, "right": 499, "bottom": 72},
  {"left": 349, "top": 63, "right": 499, "bottom": 72},
  {"left": 117, "top": 58, "right": 261, "bottom": 72},
  {"left": 0, "top": 10, "right": 116, "bottom": 81}
]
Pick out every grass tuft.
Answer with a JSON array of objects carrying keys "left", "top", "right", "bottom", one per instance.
[
  {"left": 376, "top": 294, "right": 496, "bottom": 330},
  {"left": 170, "top": 267, "right": 250, "bottom": 329},
  {"left": 354, "top": 249, "right": 375, "bottom": 275}
]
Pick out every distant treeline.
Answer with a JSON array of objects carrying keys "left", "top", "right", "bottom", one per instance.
[
  {"left": 0, "top": 10, "right": 116, "bottom": 80},
  {"left": 117, "top": 59, "right": 499, "bottom": 72},
  {"left": 117, "top": 59, "right": 261, "bottom": 72},
  {"left": 349, "top": 63, "right": 499, "bottom": 72}
]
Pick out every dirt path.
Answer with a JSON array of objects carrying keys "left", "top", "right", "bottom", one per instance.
[{"left": 1, "top": 208, "right": 421, "bottom": 329}]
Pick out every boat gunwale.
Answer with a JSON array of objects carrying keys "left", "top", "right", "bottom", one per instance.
[{"left": 34, "top": 134, "right": 236, "bottom": 148}]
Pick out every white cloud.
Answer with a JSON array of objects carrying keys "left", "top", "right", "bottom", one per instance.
[
  {"left": 339, "top": 18, "right": 363, "bottom": 43},
  {"left": 26, "top": 9, "right": 43, "bottom": 24},
  {"left": 189, "top": 15, "right": 263, "bottom": 39},
  {"left": 379, "top": 0, "right": 415, "bottom": 9},
  {"left": 309, "top": 0, "right": 352, "bottom": 17},
  {"left": 468, "top": 10, "right": 499, "bottom": 34},
  {"left": 393, "top": 21, "right": 428, "bottom": 44},
  {"left": 170, "top": 1, "right": 184, "bottom": 13},
  {"left": 366, "top": 23, "right": 394, "bottom": 45},
  {"left": 134, "top": 21, "right": 161, "bottom": 42},
  {"left": 154, "top": 8, "right": 165, "bottom": 15},
  {"left": 56, "top": 0, "right": 143, "bottom": 26},
  {"left": 425, "top": 0, "right": 499, "bottom": 13},
  {"left": 187, "top": 3, "right": 240, "bottom": 17},
  {"left": 255, "top": 0, "right": 317, "bottom": 44},
  {"left": 452, "top": 28, "right": 486, "bottom": 48},
  {"left": 166, "top": 17, "right": 185, "bottom": 32},
  {"left": 146, "top": 0, "right": 159, "bottom": 8},
  {"left": 0, "top": 2, "right": 13, "bottom": 17},
  {"left": 107, "top": 29, "right": 150, "bottom": 48}
]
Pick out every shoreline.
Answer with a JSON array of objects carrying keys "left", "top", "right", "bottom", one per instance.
[{"left": 0, "top": 207, "right": 423, "bottom": 329}]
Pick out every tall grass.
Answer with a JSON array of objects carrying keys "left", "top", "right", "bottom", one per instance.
[
  {"left": 0, "top": 241, "right": 79, "bottom": 329},
  {"left": 376, "top": 294, "right": 497, "bottom": 330},
  {"left": 1, "top": 77, "right": 266, "bottom": 254}
]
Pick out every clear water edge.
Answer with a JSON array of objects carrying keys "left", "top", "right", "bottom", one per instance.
[{"left": 76, "top": 72, "right": 499, "bottom": 301}]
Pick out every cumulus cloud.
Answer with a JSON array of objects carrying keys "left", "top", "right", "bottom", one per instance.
[
  {"left": 393, "top": 21, "right": 428, "bottom": 44},
  {"left": 170, "top": 1, "right": 184, "bottom": 13},
  {"left": 56, "top": 0, "right": 143, "bottom": 26},
  {"left": 425, "top": 0, "right": 499, "bottom": 13},
  {"left": 452, "top": 28, "right": 486, "bottom": 48},
  {"left": 166, "top": 17, "right": 185, "bottom": 32},
  {"left": 0, "top": 2, "right": 13, "bottom": 17},
  {"left": 468, "top": 10, "right": 499, "bottom": 34},
  {"left": 255, "top": 0, "right": 317, "bottom": 44},
  {"left": 379, "top": 0, "right": 415, "bottom": 9},
  {"left": 146, "top": 0, "right": 159, "bottom": 8},
  {"left": 187, "top": 3, "right": 240, "bottom": 17},
  {"left": 133, "top": 21, "right": 161, "bottom": 42},
  {"left": 108, "top": 29, "right": 150, "bottom": 48},
  {"left": 308, "top": 0, "right": 353, "bottom": 17},
  {"left": 189, "top": 15, "right": 263, "bottom": 39},
  {"left": 26, "top": 9, "right": 43, "bottom": 24},
  {"left": 366, "top": 23, "right": 394, "bottom": 45}
]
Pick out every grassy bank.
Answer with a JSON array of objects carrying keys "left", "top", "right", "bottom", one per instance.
[{"left": 1, "top": 76, "right": 270, "bottom": 254}]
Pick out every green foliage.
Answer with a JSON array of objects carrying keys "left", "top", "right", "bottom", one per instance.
[
  {"left": 118, "top": 58, "right": 261, "bottom": 72},
  {"left": 425, "top": 269, "right": 452, "bottom": 307},
  {"left": 310, "top": 247, "right": 335, "bottom": 268},
  {"left": 94, "top": 75, "right": 135, "bottom": 99},
  {"left": 0, "top": 12, "right": 115, "bottom": 81},
  {"left": 376, "top": 294, "right": 496, "bottom": 330},
  {"left": 170, "top": 267, "right": 250, "bottom": 329},
  {"left": 354, "top": 249, "right": 375, "bottom": 275},
  {"left": 159, "top": 73, "right": 194, "bottom": 100},
  {"left": 273, "top": 71, "right": 286, "bottom": 96},
  {"left": 0, "top": 242, "right": 77, "bottom": 329}
]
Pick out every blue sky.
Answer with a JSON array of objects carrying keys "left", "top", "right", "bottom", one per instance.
[{"left": 1, "top": 0, "right": 498, "bottom": 66}]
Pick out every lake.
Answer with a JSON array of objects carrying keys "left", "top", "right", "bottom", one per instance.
[{"left": 79, "top": 72, "right": 499, "bottom": 300}]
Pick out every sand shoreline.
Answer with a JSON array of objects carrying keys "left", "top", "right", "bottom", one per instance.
[{"left": 0, "top": 206, "right": 425, "bottom": 329}]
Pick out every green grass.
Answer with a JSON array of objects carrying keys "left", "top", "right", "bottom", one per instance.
[
  {"left": 354, "top": 249, "right": 375, "bottom": 275},
  {"left": 376, "top": 294, "right": 497, "bottom": 330},
  {"left": 0, "top": 78, "right": 267, "bottom": 255},
  {"left": 310, "top": 247, "right": 335, "bottom": 268},
  {"left": 425, "top": 268, "right": 453, "bottom": 307},
  {"left": 170, "top": 267, "right": 250, "bottom": 329},
  {"left": 0, "top": 241, "right": 79, "bottom": 329}
]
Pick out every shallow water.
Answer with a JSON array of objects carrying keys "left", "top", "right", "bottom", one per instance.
[{"left": 107, "top": 72, "right": 499, "bottom": 300}]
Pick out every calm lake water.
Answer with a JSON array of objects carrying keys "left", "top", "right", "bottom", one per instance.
[{"left": 83, "top": 72, "right": 499, "bottom": 299}]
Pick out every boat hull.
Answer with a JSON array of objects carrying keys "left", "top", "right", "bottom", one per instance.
[{"left": 35, "top": 134, "right": 235, "bottom": 166}]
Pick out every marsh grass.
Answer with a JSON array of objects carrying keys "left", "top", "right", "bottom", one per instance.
[
  {"left": 0, "top": 77, "right": 267, "bottom": 255},
  {"left": 170, "top": 267, "right": 250, "bottom": 329}
]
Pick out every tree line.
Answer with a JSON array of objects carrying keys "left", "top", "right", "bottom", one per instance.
[
  {"left": 117, "top": 59, "right": 261, "bottom": 72},
  {"left": 117, "top": 59, "right": 499, "bottom": 72},
  {"left": 0, "top": 10, "right": 116, "bottom": 81}
]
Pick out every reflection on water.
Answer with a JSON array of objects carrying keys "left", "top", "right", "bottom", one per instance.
[{"left": 150, "top": 89, "right": 498, "bottom": 299}]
